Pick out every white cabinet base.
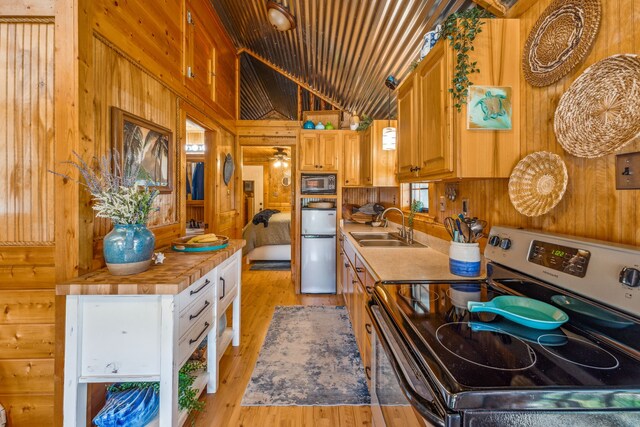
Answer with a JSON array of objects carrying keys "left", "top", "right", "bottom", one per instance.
[{"left": 62, "top": 250, "right": 242, "bottom": 426}]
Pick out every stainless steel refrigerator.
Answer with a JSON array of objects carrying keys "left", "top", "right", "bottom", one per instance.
[{"left": 301, "top": 208, "right": 336, "bottom": 293}]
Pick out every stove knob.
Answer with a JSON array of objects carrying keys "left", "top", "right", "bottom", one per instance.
[
  {"left": 489, "top": 235, "right": 501, "bottom": 247},
  {"left": 499, "top": 238, "right": 512, "bottom": 250},
  {"left": 619, "top": 267, "right": 640, "bottom": 288}
]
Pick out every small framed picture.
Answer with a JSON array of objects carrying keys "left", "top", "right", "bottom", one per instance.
[
  {"left": 111, "top": 107, "right": 173, "bottom": 193},
  {"left": 467, "top": 85, "right": 513, "bottom": 131}
]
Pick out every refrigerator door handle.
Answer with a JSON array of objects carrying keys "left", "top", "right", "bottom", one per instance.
[{"left": 302, "top": 234, "right": 336, "bottom": 238}]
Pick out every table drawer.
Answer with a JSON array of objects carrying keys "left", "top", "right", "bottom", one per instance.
[
  {"left": 178, "top": 270, "right": 215, "bottom": 314},
  {"left": 178, "top": 291, "right": 213, "bottom": 339},
  {"left": 178, "top": 313, "right": 213, "bottom": 366},
  {"left": 217, "top": 254, "right": 239, "bottom": 304}
]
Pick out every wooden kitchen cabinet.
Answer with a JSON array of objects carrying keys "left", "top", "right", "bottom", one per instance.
[
  {"left": 299, "top": 131, "right": 339, "bottom": 171},
  {"left": 341, "top": 233, "right": 374, "bottom": 388},
  {"left": 343, "top": 131, "right": 362, "bottom": 186},
  {"left": 397, "top": 19, "right": 521, "bottom": 181},
  {"left": 362, "top": 121, "right": 398, "bottom": 187},
  {"left": 397, "top": 73, "right": 419, "bottom": 177},
  {"left": 184, "top": 0, "right": 218, "bottom": 102}
]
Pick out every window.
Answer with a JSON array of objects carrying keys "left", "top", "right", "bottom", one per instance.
[{"left": 410, "top": 182, "right": 429, "bottom": 212}]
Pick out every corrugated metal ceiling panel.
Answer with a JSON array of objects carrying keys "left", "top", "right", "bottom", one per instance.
[{"left": 213, "top": 0, "right": 473, "bottom": 119}]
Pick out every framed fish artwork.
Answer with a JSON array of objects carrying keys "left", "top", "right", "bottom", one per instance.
[{"left": 467, "top": 86, "right": 513, "bottom": 130}]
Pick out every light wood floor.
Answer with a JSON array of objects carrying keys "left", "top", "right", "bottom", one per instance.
[{"left": 193, "top": 264, "right": 373, "bottom": 426}]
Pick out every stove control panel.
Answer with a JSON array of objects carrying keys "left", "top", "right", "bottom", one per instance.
[
  {"left": 527, "top": 240, "right": 591, "bottom": 278},
  {"left": 486, "top": 226, "right": 640, "bottom": 317}
]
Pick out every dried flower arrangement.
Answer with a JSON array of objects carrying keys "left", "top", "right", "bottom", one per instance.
[{"left": 52, "top": 151, "right": 159, "bottom": 225}]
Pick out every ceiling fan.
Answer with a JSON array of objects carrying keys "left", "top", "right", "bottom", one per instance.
[
  {"left": 269, "top": 147, "right": 290, "bottom": 168},
  {"left": 269, "top": 147, "right": 291, "bottom": 161}
]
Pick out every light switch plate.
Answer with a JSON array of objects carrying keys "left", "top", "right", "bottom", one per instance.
[
  {"left": 439, "top": 196, "right": 446, "bottom": 212},
  {"left": 616, "top": 152, "right": 640, "bottom": 190}
]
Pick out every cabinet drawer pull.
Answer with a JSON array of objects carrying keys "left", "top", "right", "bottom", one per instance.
[
  {"left": 365, "top": 323, "right": 372, "bottom": 334},
  {"left": 189, "top": 300, "right": 210, "bottom": 320},
  {"left": 190, "top": 279, "right": 210, "bottom": 296},
  {"left": 345, "top": 262, "right": 349, "bottom": 267},
  {"left": 365, "top": 366, "right": 371, "bottom": 380},
  {"left": 355, "top": 267, "right": 364, "bottom": 273},
  {"left": 189, "top": 321, "right": 210, "bottom": 345},
  {"left": 352, "top": 279, "right": 358, "bottom": 285},
  {"left": 365, "top": 285, "right": 374, "bottom": 295},
  {"left": 219, "top": 277, "right": 226, "bottom": 300}
]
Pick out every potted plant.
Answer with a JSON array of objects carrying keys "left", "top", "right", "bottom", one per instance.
[{"left": 53, "top": 152, "right": 159, "bottom": 275}]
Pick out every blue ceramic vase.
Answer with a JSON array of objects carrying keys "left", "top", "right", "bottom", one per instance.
[{"left": 103, "top": 224, "right": 155, "bottom": 275}]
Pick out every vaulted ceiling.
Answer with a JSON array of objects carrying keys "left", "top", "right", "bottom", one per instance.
[{"left": 212, "top": 0, "right": 475, "bottom": 120}]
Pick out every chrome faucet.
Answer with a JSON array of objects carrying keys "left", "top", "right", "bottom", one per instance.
[{"left": 381, "top": 207, "right": 407, "bottom": 240}]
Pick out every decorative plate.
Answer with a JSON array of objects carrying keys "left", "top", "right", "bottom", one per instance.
[
  {"left": 508, "top": 151, "right": 568, "bottom": 217},
  {"left": 223, "top": 153, "right": 234, "bottom": 186},
  {"left": 523, "top": 0, "right": 601, "bottom": 87},
  {"left": 172, "top": 235, "right": 229, "bottom": 252},
  {"left": 554, "top": 54, "right": 640, "bottom": 158}
]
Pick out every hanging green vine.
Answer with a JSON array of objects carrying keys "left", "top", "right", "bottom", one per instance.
[
  {"left": 107, "top": 360, "right": 206, "bottom": 415},
  {"left": 355, "top": 114, "right": 373, "bottom": 131},
  {"left": 438, "top": 8, "right": 493, "bottom": 111}
]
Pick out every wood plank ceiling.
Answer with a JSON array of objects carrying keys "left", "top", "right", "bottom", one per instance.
[{"left": 211, "top": 0, "right": 472, "bottom": 120}]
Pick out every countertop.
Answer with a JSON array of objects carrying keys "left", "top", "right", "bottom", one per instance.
[
  {"left": 341, "top": 223, "right": 485, "bottom": 282},
  {"left": 57, "top": 239, "right": 245, "bottom": 296}
]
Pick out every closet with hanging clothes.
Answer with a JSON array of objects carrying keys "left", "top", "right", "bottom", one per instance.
[{"left": 186, "top": 120, "right": 207, "bottom": 235}]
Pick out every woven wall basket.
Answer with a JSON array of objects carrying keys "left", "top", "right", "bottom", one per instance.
[
  {"left": 509, "top": 152, "right": 568, "bottom": 217},
  {"left": 555, "top": 54, "right": 640, "bottom": 158},
  {"left": 523, "top": 0, "right": 601, "bottom": 87}
]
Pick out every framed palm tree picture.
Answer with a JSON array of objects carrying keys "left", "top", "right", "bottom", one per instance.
[{"left": 111, "top": 107, "right": 173, "bottom": 193}]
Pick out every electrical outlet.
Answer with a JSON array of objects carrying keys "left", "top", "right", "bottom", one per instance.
[
  {"left": 462, "top": 199, "right": 469, "bottom": 216},
  {"left": 439, "top": 196, "right": 446, "bottom": 212},
  {"left": 616, "top": 152, "right": 640, "bottom": 189}
]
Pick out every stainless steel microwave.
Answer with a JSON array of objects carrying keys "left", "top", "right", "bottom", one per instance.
[{"left": 301, "top": 173, "right": 337, "bottom": 195}]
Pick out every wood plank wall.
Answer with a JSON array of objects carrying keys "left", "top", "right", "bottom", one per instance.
[
  {"left": 0, "top": 17, "right": 56, "bottom": 425},
  {"left": 384, "top": 0, "right": 640, "bottom": 248},
  {"left": 244, "top": 161, "right": 293, "bottom": 211},
  {"left": 215, "top": 129, "right": 241, "bottom": 238},
  {"left": 87, "top": 36, "right": 181, "bottom": 268}
]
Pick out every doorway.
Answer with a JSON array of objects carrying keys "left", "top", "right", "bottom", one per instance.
[
  {"left": 240, "top": 144, "right": 295, "bottom": 271},
  {"left": 184, "top": 117, "right": 215, "bottom": 236}
]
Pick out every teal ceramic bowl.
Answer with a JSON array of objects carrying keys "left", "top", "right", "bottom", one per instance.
[
  {"left": 172, "top": 243, "right": 229, "bottom": 252},
  {"left": 302, "top": 120, "right": 315, "bottom": 129},
  {"left": 468, "top": 296, "right": 569, "bottom": 330}
]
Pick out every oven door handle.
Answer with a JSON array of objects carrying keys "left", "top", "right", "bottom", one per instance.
[{"left": 369, "top": 304, "right": 449, "bottom": 427}]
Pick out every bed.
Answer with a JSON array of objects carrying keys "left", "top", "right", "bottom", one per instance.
[{"left": 242, "top": 211, "right": 291, "bottom": 262}]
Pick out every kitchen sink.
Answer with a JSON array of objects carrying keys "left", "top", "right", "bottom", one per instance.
[
  {"left": 350, "top": 232, "right": 425, "bottom": 247},
  {"left": 349, "top": 232, "right": 397, "bottom": 241},
  {"left": 359, "top": 240, "right": 409, "bottom": 247}
]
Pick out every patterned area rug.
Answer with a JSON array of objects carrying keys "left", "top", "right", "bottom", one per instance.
[
  {"left": 249, "top": 261, "right": 291, "bottom": 271},
  {"left": 242, "top": 305, "right": 370, "bottom": 406}
]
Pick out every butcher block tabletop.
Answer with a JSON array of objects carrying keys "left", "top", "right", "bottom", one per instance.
[{"left": 56, "top": 239, "right": 245, "bottom": 296}]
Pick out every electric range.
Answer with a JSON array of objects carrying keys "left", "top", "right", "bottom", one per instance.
[{"left": 368, "top": 226, "right": 640, "bottom": 427}]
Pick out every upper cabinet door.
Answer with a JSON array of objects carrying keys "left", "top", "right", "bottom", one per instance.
[
  {"left": 397, "top": 74, "right": 419, "bottom": 177},
  {"left": 418, "top": 42, "right": 453, "bottom": 177},
  {"left": 342, "top": 132, "right": 361, "bottom": 186},
  {"left": 318, "top": 133, "right": 338, "bottom": 171},
  {"left": 184, "top": 1, "right": 215, "bottom": 100},
  {"left": 300, "top": 133, "right": 318, "bottom": 171},
  {"left": 360, "top": 128, "right": 372, "bottom": 186}
]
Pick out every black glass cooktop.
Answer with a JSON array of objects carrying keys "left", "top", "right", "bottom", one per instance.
[{"left": 374, "top": 274, "right": 640, "bottom": 400}]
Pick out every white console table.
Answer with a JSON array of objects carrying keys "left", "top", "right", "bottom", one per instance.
[{"left": 57, "top": 241, "right": 245, "bottom": 426}]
